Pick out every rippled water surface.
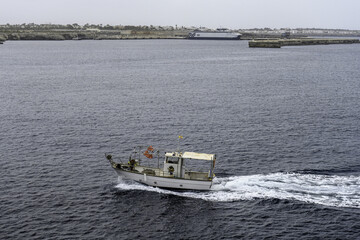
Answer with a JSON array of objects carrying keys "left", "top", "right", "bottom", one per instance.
[{"left": 1, "top": 40, "right": 360, "bottom": 239}]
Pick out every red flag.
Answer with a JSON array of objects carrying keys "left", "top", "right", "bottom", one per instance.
[{"left": 147, "top": 146, "right": 154, "bottom": 152}]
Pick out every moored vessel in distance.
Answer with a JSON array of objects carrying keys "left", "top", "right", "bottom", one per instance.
[
  {"left": 188, "top": 28, "right": 241, "bottom": 40},
  {"left": 106, "top": 145, "right": 216, "bottom": 190}
]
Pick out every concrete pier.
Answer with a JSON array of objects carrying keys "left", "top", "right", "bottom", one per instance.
[{"left": 249, "top": 38, "right": 360, "bottom": 48}]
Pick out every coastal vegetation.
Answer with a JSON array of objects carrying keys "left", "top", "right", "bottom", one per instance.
[{"left": 0, "top": 23, "right": 189, "bottom": 41}]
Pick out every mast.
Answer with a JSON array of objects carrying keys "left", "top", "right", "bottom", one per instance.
[
  {"left": 157, "top": 150, "right": 160, "bottom": 169},
  {"left": 138, "top": 146, "right": 141, "bottom": 164},
  {"left": 177, "top": 135, "right": 183, "bottom": 152}
]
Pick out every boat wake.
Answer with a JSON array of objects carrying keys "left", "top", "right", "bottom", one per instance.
[{"left": 115, "top": 172, "right": 360, "bottom": 208}]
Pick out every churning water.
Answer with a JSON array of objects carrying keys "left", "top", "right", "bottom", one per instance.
[
  {"left": 1, "top": 40, "right": 360, "bottom": 239},
  {"left": 116, "top": 173, "right": 360, "bottom": 208}
]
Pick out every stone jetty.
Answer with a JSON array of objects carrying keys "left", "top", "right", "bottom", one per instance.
[{"left": 249, "top": 38, "right": 360, "bottom": 48}]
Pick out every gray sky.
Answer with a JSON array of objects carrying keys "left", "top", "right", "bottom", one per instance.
[{"left": 1, "top": 0, "right": 359, "bottom": 29}]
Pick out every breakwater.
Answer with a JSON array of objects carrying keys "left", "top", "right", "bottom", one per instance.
[{"left": 249, "top": 38, "right": 360, "bottom": 48}]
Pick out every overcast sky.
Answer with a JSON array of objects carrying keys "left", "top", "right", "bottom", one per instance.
[{"left": 1, "top": 0, "right": 359, "bottom": 29}]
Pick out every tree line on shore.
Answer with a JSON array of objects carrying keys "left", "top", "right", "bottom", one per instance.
[
  {"left": 2, "top": 23, "right": 359, "bottom": 32},
  {"left": 0, "top": 23, "right": 185, "bottom": 31}
]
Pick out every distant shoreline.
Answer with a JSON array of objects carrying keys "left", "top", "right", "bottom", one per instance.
[{"left": 1, "top": 24, "right": 359, "bottom": 42}]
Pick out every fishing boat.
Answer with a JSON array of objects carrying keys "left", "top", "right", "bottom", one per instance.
[{"left": 106, "top": 146, "right": 216, "bottom": 190}]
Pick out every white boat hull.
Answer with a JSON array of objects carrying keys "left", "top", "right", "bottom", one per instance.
[
  {"left": 114, "top": 168, "right": 213, "bottom": 190},
  {"left": 188, "top": 31, "right": 241, "bottom": 40}
]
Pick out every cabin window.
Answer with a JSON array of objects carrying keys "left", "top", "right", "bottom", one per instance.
[{"left": 166, "top": 157, "right": 179, "bottom": 164}]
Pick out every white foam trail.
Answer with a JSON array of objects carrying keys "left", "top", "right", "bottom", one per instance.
[{"left": 115, "top": 173, "right": 360, "bottom": 208}]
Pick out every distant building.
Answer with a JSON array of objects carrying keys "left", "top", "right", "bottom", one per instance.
[{"left": 86, "top": 28, "right": 100, "bottom": 32}]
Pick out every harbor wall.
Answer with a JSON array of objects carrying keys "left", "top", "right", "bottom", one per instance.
[{"left": 249, "top": 38, "right": 360, "bottom": 48}]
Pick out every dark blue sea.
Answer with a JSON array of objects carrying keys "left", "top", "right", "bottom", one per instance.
[{"left": 1, "top": 40, "right": 360, "bottom": 239}]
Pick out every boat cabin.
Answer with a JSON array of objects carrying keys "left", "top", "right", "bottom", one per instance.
[{"left": 164, "top": 151, "right": 216, "bottom": 180}]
